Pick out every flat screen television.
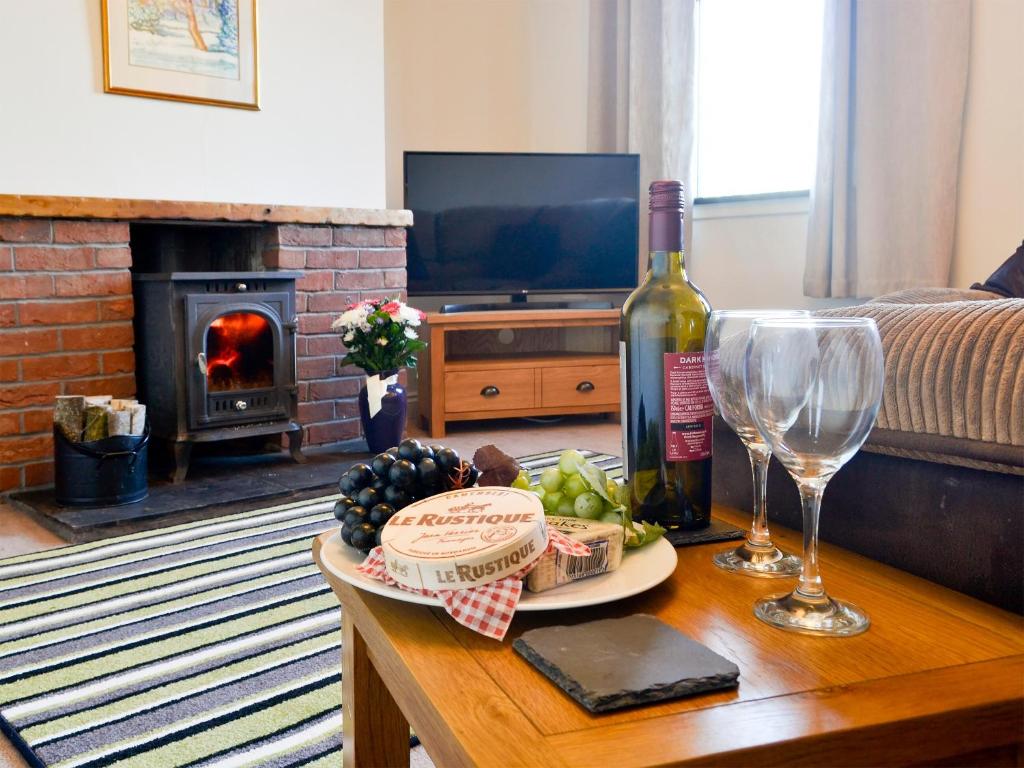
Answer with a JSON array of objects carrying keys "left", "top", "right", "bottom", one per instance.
[{"left": 404, "top": 152, "right": 640, "bottom": 297}]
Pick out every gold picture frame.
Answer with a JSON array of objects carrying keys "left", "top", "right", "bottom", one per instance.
[{"left": 102, "top": 0, "right": 259, "bottom": 110}]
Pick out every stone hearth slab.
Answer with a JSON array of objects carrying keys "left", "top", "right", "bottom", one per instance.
[{"left": 10, "top": 448, "right": 370, "bottom": 542}]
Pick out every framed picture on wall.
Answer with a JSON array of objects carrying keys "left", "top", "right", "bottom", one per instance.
[{"left": 102, "top": 0, "right": 259, "bottom": 110}]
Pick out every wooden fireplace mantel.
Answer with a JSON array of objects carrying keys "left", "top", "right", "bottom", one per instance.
[{"left": 0, "top": 194, "right": 413, "bottom": 228}]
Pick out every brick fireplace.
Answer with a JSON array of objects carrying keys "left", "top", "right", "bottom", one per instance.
[{"left": 0, "top": 195, "right": 411, "bottom": 492}]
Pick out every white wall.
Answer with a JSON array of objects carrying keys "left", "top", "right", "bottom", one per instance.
[
  {"left": 384, "top": 0, "right": 590, "bottom": 211},
  {"left": 951, "top": 0, "right": 1024, "bottom": 288},
  {"left": 0, "top": 0, "right": 386, "bottom": 209}
]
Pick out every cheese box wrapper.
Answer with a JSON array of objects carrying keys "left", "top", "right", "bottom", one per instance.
[
  {"left": 525, "top": 515, "right": 625, "bottom": 593},
  {"left": 379, "top": 487, "right": 547, "bottom": 592}
]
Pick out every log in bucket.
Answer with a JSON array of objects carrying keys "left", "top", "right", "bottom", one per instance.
[{"left": 53, "top": 423, "right": 150, "bottom": 507}]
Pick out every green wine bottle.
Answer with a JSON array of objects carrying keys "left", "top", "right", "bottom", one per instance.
[{"left": 621, "top": 180, "right": 713, "bottom": 530}]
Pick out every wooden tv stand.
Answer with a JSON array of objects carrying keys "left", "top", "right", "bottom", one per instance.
[{"left": 417, "top": 308, "right": 621, "bottom": 438}]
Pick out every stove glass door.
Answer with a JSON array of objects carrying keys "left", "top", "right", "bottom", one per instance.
[{"left": 205, "top": 311, "right": 275, "bottom": 392}]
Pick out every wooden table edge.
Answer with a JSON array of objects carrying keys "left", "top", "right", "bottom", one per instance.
[{"left": 543, "top": 654, "right": 1024, "bottom": 767}]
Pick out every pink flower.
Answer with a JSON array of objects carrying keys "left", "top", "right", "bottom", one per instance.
[
  {"left": 346, "top": 300, "right": 368, "bottom": 311},
  {"left": 380, "top": 301, "right": 402, "bottom": 316}
]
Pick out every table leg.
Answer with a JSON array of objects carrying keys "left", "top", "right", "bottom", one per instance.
[{"left": 342, "top": 611, "right": 410, "bottom": 768}]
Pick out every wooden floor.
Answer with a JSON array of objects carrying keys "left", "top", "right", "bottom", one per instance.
[{"left": 0, "top": 412, "right": 622, "bottom": 768}]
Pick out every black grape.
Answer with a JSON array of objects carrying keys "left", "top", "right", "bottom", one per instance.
[
  {"left": 333, "top": 497, "right": 356, "bottom": 521},
  {"left": 398, "top": 438, "right": 424, "bottom": 462},
  {"left": 388, "top": 459, "right": 417, "bottom": 487},
  {"left": 371, "top": 452, "right": 396, "bottom": 477},
  {"left": 356, "top": 486, "right": 380, "bottom": 510},
  {"left": 368, "top": 503, "right": 396, "bottom": 527},
  {"left": 435, "top": 447, "right": 460, "bottom": 471},
  {"left": 350, "top": 523, "right": 377, "bottom": 553},
  {"left": 416, "top": 457, "right": 440, "bottom": 490},
  {"left": 340, "top": 523, "right": 355, "bottom": 546},
  {"left": 342, "top": 505, "right": 367, "bottom": 528},
  {"left": 346, "top": 463, "right": 375, "bottom": 490},
  {"left": 383, "top": 485, "right": 410, "bottom": 509}
]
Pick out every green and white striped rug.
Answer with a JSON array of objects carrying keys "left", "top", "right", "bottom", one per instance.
[{"left": 0, "top": 450, "right": 621, "bottom": 768}]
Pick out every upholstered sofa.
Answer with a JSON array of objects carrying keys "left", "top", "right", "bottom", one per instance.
[{"left": 712, "top": 287, "right": 1024, "bottom": 613}]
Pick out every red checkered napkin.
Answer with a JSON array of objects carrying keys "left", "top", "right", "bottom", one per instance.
[{"left": 356, "top": 528, "right": 590, "bottom": 640}]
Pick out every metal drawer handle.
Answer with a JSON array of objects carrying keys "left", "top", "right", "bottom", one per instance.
[
  {"left": 480, "top": 385, "right": 500, "bottom": 398},
  {"left": 576, "top": 380, "right": 595, "bottom": 393}
]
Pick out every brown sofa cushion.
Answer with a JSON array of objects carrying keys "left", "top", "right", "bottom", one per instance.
[{"left": 820, "top": 298, "right": 1024, "bottom": 474}]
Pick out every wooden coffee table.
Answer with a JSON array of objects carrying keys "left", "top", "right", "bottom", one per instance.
[{"left": 313, "top": 505, "right": 1024, "bottom": 767}]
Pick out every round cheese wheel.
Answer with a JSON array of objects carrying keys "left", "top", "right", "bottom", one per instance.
[{"left": 379, "top": 487, "right": 547, "bottom": 592}]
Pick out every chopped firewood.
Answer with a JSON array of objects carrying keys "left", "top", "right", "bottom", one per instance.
[
  {"left": 53, "top": 396, "right": 86, "bottom": 443},
  {"left": 83, "top": 405, "right": 109, "bottom": 442},
  {"left": 111, "top": 398, "right": 138, "bottom": 411},
  {"left": 85, "top": 395, "right": 112, "bottom": 407},
  {"left": 108, "top": 410, "right": 132, "bottom": 436},
  {"left": 129, "top": 404, "right": 147, "bottom": 436}
]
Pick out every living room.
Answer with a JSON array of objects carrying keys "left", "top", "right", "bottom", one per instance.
[{"left": 0, "top": 1, "right": 1021, "bottom": 766}]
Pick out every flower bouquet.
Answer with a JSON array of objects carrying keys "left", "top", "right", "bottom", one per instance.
[{"left": 332, "top": 298, "right": 427, "bottom": 451}]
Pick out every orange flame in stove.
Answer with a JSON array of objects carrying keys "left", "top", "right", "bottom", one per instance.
[{"left": 207, "top": 312, "right": 274, "bottom": 391}]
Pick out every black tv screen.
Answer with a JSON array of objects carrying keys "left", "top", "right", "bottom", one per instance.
[{"left": 404, "top": 152, "right": 639, "bottom": 296}]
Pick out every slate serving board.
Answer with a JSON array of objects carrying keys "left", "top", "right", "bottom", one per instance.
[{"left": 513, "top": 614, "right": 740, "bottom": 713}]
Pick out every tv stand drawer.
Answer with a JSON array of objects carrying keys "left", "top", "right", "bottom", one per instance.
[
  {"left": 444, "top": 369, "right": 535, "bottom": 413},
  {"left": 541, "top": 364, "right": 619, "bottom": 408}
]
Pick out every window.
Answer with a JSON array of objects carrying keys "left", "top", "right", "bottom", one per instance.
[{"left": 695, "top": 0, "right": 825, "bottom": 200}]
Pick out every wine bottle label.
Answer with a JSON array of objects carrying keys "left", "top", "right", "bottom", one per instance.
[{"left": 663, "top": 352, "right": 713, "bottom": 461}]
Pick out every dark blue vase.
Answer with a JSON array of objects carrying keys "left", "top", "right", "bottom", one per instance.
[{"left": 358, "top": 372, "right": 408, "bottom": 454}]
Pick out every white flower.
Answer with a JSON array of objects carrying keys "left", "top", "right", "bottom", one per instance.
[
  {"left": 343, "top": 332, "right": 354, "bottom": 343},
  {"left": 377, "top": 338, "right": 389, "bottom": 346},
  {"left": 404, "top": 327, "right": 418, "bottom": 339},
  {"left": 333, "top": 304, "right": 370, "bottom": 333},
  {"left": 397, "top": 304, "right": 422, "bottom": 327}
]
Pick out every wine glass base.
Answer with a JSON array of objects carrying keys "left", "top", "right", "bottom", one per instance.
[
  {"left": 754, "top": 590, "right": 870, "bottom": 636},
  {"left": 713, "top": 543, "right": 802, "bottom": 578}
]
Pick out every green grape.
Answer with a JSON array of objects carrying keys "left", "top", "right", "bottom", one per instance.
[
  {"left": 529, "top": 485, "right": 545, "bottom": 500},
  {"left": 556, "top": 497, "right": 576, "bottom": 516},
  {"left": 562, "top": 474, "right": 588, "bottom": 500},
  {"left": 539, "top": 467, "right": 563, "bottom": 493},
  {"left": 574, "top": 491, "right": 603, "bottom": 519},
  {"left": 511, "top": 470, "right": 531, "bottom": 490},
  {"left": 542, "top": 490, "right": 563, "bottom": 514},
  {"left": 600, "top": 511, "right": 622, "bottom": 525},
  {"left": 558, "top": 449, "right": 585, "bottom": 475}
]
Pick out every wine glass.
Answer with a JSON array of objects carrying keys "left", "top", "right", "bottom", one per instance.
[
  {"left": 705, "top": 310, "right": 805, "bottom": 577},
  {"left": 744, "top": 317, "right": 883, "bottom": 636}
]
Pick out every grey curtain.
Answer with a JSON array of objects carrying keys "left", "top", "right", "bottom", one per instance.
[
  {"left": 805, "top": 0, "right": 972, "bottom": 298},
  {"left": 588, "top": 0, "right": 698, "bottom": 259}
]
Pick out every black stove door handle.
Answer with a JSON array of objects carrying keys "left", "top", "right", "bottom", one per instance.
[{"left": 197, "top": 352, "right": 208, "bottom": 375}]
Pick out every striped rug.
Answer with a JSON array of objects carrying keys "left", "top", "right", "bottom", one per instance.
[{"left": 0, "top": 450, "right": 620, "bottom": 768}]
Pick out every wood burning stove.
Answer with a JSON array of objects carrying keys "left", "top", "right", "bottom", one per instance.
[{"left": 133, "top": 272, "right": 305, "bottom": 482}]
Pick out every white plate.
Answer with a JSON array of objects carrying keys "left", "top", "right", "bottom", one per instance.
[{"left": 318, "top": 530, "right": 678, "bottom": 611}]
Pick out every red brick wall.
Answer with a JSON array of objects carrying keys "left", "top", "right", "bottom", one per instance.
[
  {"left": 0, "top": 219, "right": 135, "bottom": 491},
  {"left": 263, "top": 224, "right": 408, "bottom": 448},
  {"left": 0, "top": 217, "right": 407, "bottom": 492}
]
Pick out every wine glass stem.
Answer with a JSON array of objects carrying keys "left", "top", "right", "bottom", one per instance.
[
  {"left": 746, "top": 444, "right": 772, "bottom": 547},
  {"left": 796, "top": 479, "right": 827, "bottom": 598}
]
